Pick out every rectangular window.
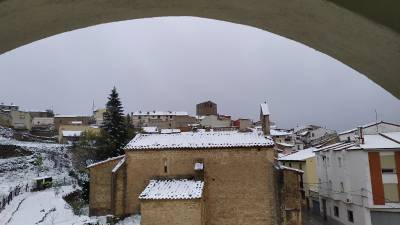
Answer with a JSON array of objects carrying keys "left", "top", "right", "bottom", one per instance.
[
  {"left": 163, "top": 158, "right": 168, "bottom": 173},
  {"left": 383, "top": 183, "right": 400, "bottom": 202},
  {"left": 380, "top": 154, "right": 396, "bottom": 173},
  {"left": 347, "top": 210, "right": 354, "bottom": 223},
  {"left": 334, "top": 206, "right": 339, "bottom": 217}
]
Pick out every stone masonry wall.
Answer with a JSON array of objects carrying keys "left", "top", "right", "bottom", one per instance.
[
  {"left": 141, "top": 199, "right": 203, "bottom": 225},
  {"left": 124, "top": 148, "right": 277, "bottom": 225},
  {"left": 89, "top": 157, "right": 123, "bottom": 216}
]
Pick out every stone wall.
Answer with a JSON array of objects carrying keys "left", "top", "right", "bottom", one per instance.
[
  {"left": 281, "top": 170, "right": 302, "bottom": 225},
  {"left": 124, "top": 148, "right": 277, "bottom": 225},
  {"left": 141, "top": 199, "right": 204, "bottom": 225},
  {"left": 89, "top": 157, "right": 123, "bottom": 216}
]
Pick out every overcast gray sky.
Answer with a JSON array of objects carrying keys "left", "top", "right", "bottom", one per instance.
[{"left": 0, "top": 17, "right": 399, "bottom": 132}]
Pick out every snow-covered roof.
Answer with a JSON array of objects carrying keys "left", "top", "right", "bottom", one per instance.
[
  {"left": 276, "top": 142, "right": 294, "bottom": 147},
  {"left": 279, "top": 165, "right": 304, "bottom": 174},
  {"left": 299, "top": 131, "right": 309, "bottom": 136},
  {"left": 139, "top": 179, "right": 204, "bottom": 200},
  {"left": 54, "top": 115, "right": 89, "bottom": 118},
  {"left": 132, "top": 111, "right": 188, "bottom": 116},
  {"left": 111, "top": 157, "right": 125, "bottom": 173},
  {"left": 125, "top": 131, "right": 274, "bottom": 150},
  {"left": 351, "top": 133, "right": 400, "bottom": 150},
  {"left": 314, "top": 142, "right": 356, "bottom": 152},
  {"left": 338, "top": 121, "right": 400, "bottom": 135},
  {"left": 270, "top": 129, "right": 292, "bottom": 136},
  {"left": 142, "top": 126, "right": 158, "bottom": 133},
  {"left": 160, "top": 129, "right": 181, "bottom": 134},
  {"left": 315, "top": 132, "right": 400, "bottom": 152},
  {"left": 380, "top": 132, "right": 400, "bottom": 143},
  {"left": 260, "top": 102, "right": 270, "bottom": 115},
  {"left": 87, "top": 155, "right": 125, "bottom": 168},
  {"left": 279, "top": 148, "right": 316, "bottom": 161},
  {"left": 62, "top": 131, "right": 82, "bottom": 137}
]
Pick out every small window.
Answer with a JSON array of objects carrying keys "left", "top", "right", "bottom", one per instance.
[
  {"left": 299, "top": 164, "right": 302, "bottom": 170},
  {"left": 340, "top": 182, "right": 344, "bottom": 192},
  {"left": 334, "top": 206, "right": 339, "bottom": 217},
  {"left": 163, "top": 158, "right": 168, "bottom": 173},
  {"left": 312, "top": 133, "right": 315, "bottom": 137},
  {"left": 157, "top": 116, "right": 161, "bottom": 119},
  {"left": 289, "top": 163, "right": 292, "bottom": 167},
  {"left": 382, "top": 168, "right": 394, "bottom": 173},
  {"left": 347, "top": 136, "right": 351, "bottom": 142},
  {"left": 347, "top": 210, "right": 354, "bottom": 223}
]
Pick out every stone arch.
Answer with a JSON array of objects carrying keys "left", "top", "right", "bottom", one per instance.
[{"left": 0, "top": 0, "right": 399, "bottom": 97}]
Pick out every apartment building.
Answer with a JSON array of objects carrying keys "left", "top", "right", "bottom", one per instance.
[{"left": 315, "top": 128, "right": 400, "bottom": 225}]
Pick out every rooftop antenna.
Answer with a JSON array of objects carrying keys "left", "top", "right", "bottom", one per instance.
[
  {"left": 92, "top": 100, "right": 95, "bottom": 114},
  {"left": 374, "top": 109, "right": 378, "bottom": 132}
]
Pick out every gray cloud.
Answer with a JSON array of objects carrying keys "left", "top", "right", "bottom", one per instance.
[{"left": 0, "top": 17, "right": 399, "bottom": 132}]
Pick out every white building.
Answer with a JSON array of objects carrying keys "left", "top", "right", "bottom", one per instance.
[
  {"left": 294, "top": 125, "right": 337, "bottom": 148},
  {"left": 315, "top": 129, "right": 400, "bottom": 225}
]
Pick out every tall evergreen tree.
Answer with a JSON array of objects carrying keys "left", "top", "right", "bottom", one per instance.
[
  {"left": 101, "top": 87, "right": 128, "bottom": 157},
  {"left": 126, "top": 113, "right": 136, "bottom": 140}
]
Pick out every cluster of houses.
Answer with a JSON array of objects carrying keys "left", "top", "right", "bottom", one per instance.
[
  {"left": 0, "top": 102, "right": 102, "bottom": 143},
  {"left": 279, "top": 121, "right": 400, "bottom": 225},
  {"left": 2, "top": 100, "right": 400, "bottom": 225},
  {"left": 88, "top": 102, "right": 304, "bottom": 225}
]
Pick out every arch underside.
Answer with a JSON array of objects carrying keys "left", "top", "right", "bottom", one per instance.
[{"left": 0, "top": 0, "right": 399, "bottom": 98}]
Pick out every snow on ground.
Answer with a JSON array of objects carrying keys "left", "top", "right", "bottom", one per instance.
[
  {"left": 0, "top": 185, "right": 141, "bottom": 225},
  {"left": 0, "top": 186, "right": 91, "bottom": 225},
  {"left": 116, "top": 215, "right": 141, "bottom": 225},
  {"left": 0, "top": 134, "right": 142, "bottom": 225},
  {"left": 0, "top": 136, "right": 71, "bottom": 197},
  {"left": 0, "top": 126, "right": 14, "bottom": 138}
]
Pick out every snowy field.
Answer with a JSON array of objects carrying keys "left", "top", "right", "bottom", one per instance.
[
  {"left": 0, "top": 136, "right": 71, "bottom": 197},
  {"left": 0, "top": 185, "right": 141, "bottom": 225},
  {"left": 0, "top": 132, "right": 141, "bottom": 225}
]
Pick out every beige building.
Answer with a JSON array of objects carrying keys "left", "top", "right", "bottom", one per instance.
[
  {"left": 88, "top": 130, "right": 303, "bottom": 225},
  {"left": 58, "top": 124, "right": 100, "bottom": 143},
  {"left": 131, "top": 111, "right": 196, "bottom": 131},
  {"left": 0, "top": 112, "right": 12, "bottom": 127},
  {"left": 32, "top": 117, "right": 54, "bottom": 128},
  {"left": 54, "top": 115, "right": 92, "bottom": 132},
  {"left": 198, "top": 115, "right": 231, "bottom": 128},
  {"left": 10, "top": 110, "right": 32, "bottom": 130},
  {"left": 93, "top": 108, "right": 106, "bottom": 126}
]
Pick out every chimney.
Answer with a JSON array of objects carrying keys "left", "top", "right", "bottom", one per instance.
[
  {"left": 260, "top": 102, "right": 270, "bottom": 136},
  {"left": 357, "top": 126, "right": 364, "bottom": 144}
]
